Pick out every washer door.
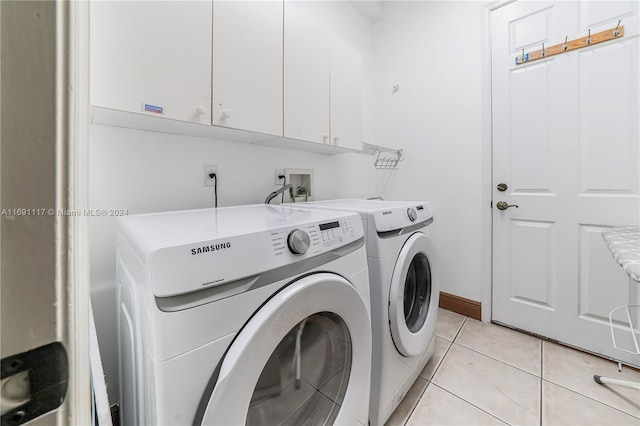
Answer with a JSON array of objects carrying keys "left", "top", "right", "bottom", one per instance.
[
  {"left": 195, "top": 273, "right": 371, "bottom": 426},
  {"left": 388, "top": 232, "right": 437, "bottom": 357}
]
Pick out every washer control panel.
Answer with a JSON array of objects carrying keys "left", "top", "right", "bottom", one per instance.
[
  {"left": 287, "top": 229, "right": 311, "bottom": 255},
  {"left": 136, "top": 207, "right": 364, "bottom": 298},
  {"left": 269, "top": 216, "right": 359, "bottom": 258},
  {"left": 319, "top": 220, "right": 348, "bottom": 246}
]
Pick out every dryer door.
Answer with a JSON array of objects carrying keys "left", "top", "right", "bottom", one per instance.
[
  {"left": 194, "top": 273, "right": 371, "bottom": 426},
  {"left": 388, "top": 232, "right": 439, "bottom": 357}
]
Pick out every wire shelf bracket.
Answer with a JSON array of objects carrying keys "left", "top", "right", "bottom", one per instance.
[{"left": 362, "top": 142, "right": 404, "bottom": 170}]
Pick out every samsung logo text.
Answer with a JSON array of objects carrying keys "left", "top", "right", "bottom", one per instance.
[{"left": 191, "top": 242, "right": 231, "bottom": 255}]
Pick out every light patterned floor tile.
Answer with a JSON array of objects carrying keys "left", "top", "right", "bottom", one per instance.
[
  {"left": 456, "top": 318, "right": 541, "bottom": 376},
  {"left": 542, "top": 341, "right": 640, "bottom": 418},
  {"left": 419, "top": 336, "right": 451, "bottom": 381},
  {"left": 435, "top": 308, "right": 466, "bottom": 341},
  {"left": 542, "top": 380, "right": 639, "bottom": 425},
  {"left": 384, "top": 377, "right": 428, "bottom": 426},
  {"left": 407, "top": 384, "right": 507, "bottom": 426},
  {"left": 432, "top": 343, "right": 540, "bottom": 425}
]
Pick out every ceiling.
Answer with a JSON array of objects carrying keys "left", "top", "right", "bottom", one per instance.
[{"left": 348, "top": 1, "right": 386, "bottom": 23}]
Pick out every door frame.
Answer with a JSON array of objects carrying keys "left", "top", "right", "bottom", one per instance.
[
  {"left": 71, "top": 0, "right": 93, "bottom": 421},
  {"left": 1, "top": 1, "right": 92, "bottom": 423},
  {"left": 481, "top": 0, "right": 517, "bottom": 322}
]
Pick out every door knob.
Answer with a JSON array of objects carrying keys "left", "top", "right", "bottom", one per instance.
[{"left": 496, "top": 201, "right": 519, "bottom": 210}]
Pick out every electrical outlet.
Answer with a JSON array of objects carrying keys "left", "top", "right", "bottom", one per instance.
[
  {"left": 204, "top": 165, "right": 218, "bottom": 186},
  {"left": 275, "top": 169, "right": 285, "bottom": 185}
]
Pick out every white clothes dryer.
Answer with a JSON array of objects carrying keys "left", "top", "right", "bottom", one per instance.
[
  {"left": 116, "top": 204, "right": 372, "bottom": 425},
  {"left": 296, "top": 200, "right": 439, "bottom": 425}
]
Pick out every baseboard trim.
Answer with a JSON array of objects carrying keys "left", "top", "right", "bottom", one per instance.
[{"left": 439, "top": 292, "right": 481, "bottom": 321}]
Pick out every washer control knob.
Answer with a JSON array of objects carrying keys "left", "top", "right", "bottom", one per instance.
[
  {"left": 287, "top": 229, "right": 310, "bottom": 255},
  {"left": 407, "top": 208, "right": 418, "bottom": 222}
]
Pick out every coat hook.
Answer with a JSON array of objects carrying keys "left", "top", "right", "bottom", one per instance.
[
  {"left": 613, "top": 20, "right": 621, "bottom": 37},
  {"left": 563, "top": 36, "right": 568, "bottom": 51},
  {"left": 587, "top": 29, "right": 592, "bottom": 44}
]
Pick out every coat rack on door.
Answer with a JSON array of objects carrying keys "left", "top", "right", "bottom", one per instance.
[{"left": 516, "top": 22, "right": 624, "bottom": 65}]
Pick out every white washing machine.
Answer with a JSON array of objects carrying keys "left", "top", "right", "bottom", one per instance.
[
  {"left": 296, "top": 199, "right": 439, "bottom": 425},
  {"left": 115, "top": 204, "right": 372, "bottom": 425}
]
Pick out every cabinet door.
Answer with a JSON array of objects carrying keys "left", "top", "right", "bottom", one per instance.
[
  {"left": 284, "top": 2, "right": 330, "bottom": 144},
  {"left": 213, "top": 1, "right": 283, "bottom": 136},
  {"left": 90, "top": 0, "right": 212, "bottom": 125},
  {"left": 330, "top": 38, "right": 363, "bottom": 150}
]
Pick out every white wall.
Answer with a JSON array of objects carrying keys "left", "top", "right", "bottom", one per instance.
[
  {"left": 89, "top": 1, "right": 377, "bottom": 403},
  {"left": 368, "top": 1, "right": 490, "bottom": 302}
]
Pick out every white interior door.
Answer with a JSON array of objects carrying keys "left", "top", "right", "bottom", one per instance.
[{"left": 491, "top": 0, "right": 640, "bottom": 366}]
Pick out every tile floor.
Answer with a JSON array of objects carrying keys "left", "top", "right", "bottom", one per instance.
[{"left": 385, "top": 308, "right": 640, "bottom": 426}]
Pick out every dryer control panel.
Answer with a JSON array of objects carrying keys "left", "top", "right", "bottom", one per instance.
[{"left": 372, "top": 203, "right": 433, "bottom": 232}]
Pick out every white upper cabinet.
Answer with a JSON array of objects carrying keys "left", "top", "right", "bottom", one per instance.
[
  {"left": 213, "top": 1, "right": 283, "bottom": 136},
  {"left": 330, "top": 37, "right": 363, "bottom": 151},
  {"left": 90, "top": 1, "right": 212, "bottom": 125},
  {"left": 90, "top": 0, "right": 363, "bottom": 153},
  {"left": 284, "top": 2, "right": 331, "bottom": 144},
  {"left": 284, "top": 2, "right": 363, "bottom": 149}
]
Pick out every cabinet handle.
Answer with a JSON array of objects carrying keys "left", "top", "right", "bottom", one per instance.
[
  {"left": 195, "top": 105, "right": 207, "bottom": 115},
  {"left": 323, "top": 134, "right": 329, "bottom": 144},
  {"left": 333, "top": 136, "right": 340, "bottom": 146},
  {"left": 222, "top": 109, "right": 231, "bottom": 120}
]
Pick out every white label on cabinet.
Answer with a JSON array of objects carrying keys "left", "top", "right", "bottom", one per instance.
[{"left": 141, "top": 103, "right": 164, "bottom": 115}]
